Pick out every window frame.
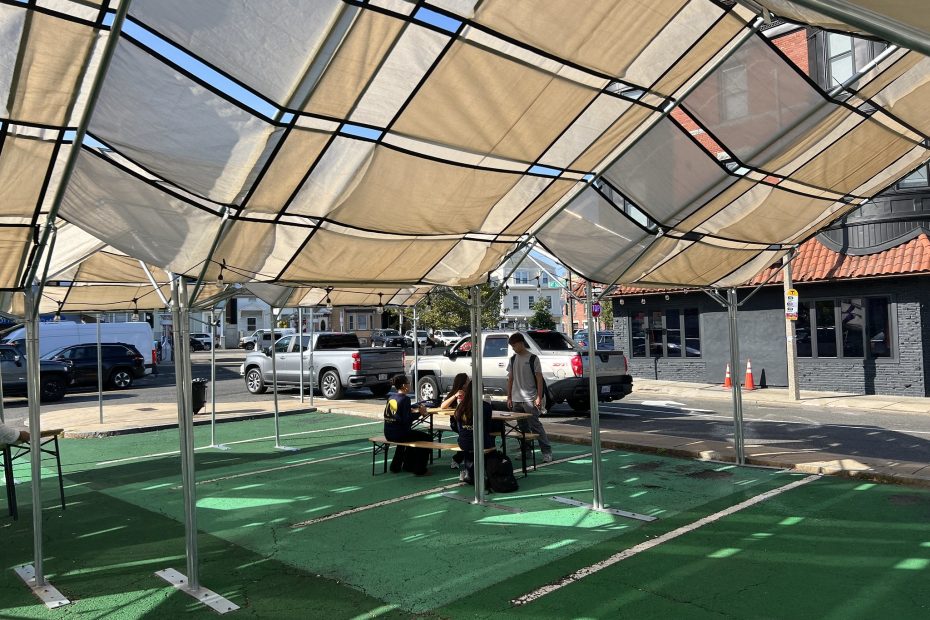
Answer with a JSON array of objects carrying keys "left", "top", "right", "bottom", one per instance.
[
  {"left": 794, "top": 295, "right": 895, "bottom": 360},
  {"left": 629, "top": 307, "right": 702, "bottom": 359}
]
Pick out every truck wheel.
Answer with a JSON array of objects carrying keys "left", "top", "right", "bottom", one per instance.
[
  {"left": 245, "top": 368, "right": 267, "bottom": 394},
  {"left": 245, "top": 342, "right": 255, "bottom": 351},
  {"left": 417, "top": 376, "right": 440, "bottom": 403},
  {"left": 567, "top": 397, "right": 590, "bottom": 414},
  {"left": 320, "top": 370, "right": 344, "bottom": 399},
  {"left": 370, "top": 384, "right": 391, "bottom": 397},
  {"left": 39, "top": 376, "right": 66, "bottom": 402},
  {"left": 109, "top": 368, "right": 134, "bottom": 389}
]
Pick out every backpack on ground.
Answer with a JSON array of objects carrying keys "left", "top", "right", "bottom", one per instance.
[{"left": 485, "top": 450, "right": 519, "bottom": 493}]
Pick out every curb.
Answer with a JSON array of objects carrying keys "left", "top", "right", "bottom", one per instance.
[{"left": 62, "top": 407, "right": 318, "bottom": 439}]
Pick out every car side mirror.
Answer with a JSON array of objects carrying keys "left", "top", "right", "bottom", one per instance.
[
  {"left": 262, "top": 347, "right": 271, "bottom": 357},
  {"left": 445, "top": 348, "right": 455, "bottom": 359},
  {"left": 13, "top": 354, "right": 22, "bottom": 365}
]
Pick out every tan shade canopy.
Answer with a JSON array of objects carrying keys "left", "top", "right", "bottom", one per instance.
[{"left": 1, "top": 0, "right": 929, "bottom": 313}]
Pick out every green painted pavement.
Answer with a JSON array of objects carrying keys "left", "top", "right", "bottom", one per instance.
[{"left": 5, "top": 412, "right": 928, "bottom": 618}]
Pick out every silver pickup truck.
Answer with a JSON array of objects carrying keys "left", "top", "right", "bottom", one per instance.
[
  {"left": 408, "top": 330, "right": 632, "bottom": 413},
  {"left": 240, "top": 332, "right": 405, "bottom": 399}
]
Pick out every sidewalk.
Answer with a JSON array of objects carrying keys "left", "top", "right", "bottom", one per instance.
[{"left": 630, "top": 377, "right": 930, "bottom": 414}]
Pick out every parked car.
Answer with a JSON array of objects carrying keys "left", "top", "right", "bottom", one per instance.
[
  {"left": 370, "top": 329, "right": 413, "bottom": 348},
  {"left": 0, "top": 344, "right": 72, "bottom": 402},
  {"left": 240, "top": 332, "right": 405, "bottom": 399},
  {"left": 574, "top": 331, "right": 615, "bottom": 351},
  {"left": 238, "top": 328, "right": 296, "bottom": 350},
  {"left": 408, "top": 330, "right": 632, "bottom": 413},
  {"left": 41, "top": 342, "right": 146, "bottom": 389},
  {"left": 405, "top": 330, "right": 430, "bottom": 346},
  {"left": 431, "top": 330, "right": 461, "bottom": 346},
  {"left": 190, "top": 332, "right": 213, "bottom": 350},
  {"left": 189, "top": 337, "right": 206, "bottom": 352}
]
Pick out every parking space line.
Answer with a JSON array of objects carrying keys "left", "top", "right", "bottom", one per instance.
[{"left": 511, "top": 474, "right": 820, "bottom": 606}]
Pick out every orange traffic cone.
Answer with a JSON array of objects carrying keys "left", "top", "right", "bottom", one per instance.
[
  {"left": 723, "top": 363, "right": 732, "bottom": 389},
  {"left": 744, "top": 358, "right": 756, "bottom": 391}
]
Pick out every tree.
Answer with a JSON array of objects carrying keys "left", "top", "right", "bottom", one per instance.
[
  {"left": 600, "top": 297, "right": 614, "bottom": 331},
  {"left": 396, "top": 284, "right": 502, "bottom": 332},
  {"left": 529, "top": 297, "right": 555, "bottom": 330}
]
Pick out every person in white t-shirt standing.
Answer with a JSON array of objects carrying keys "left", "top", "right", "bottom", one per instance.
[{"left": 506, "top": 332, "right": 553, "bottom": 462}]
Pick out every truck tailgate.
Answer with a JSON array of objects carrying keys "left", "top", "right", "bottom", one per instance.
[
  {"left": 359, "top": 348, "right": 404, "bottom": 374},
  {"left": 582, "top": 350, "right": 627, "bottom": 375}
]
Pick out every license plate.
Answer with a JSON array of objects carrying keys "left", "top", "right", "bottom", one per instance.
[
  {"left": 378, "top": 374, "right": 387, "bottom": 381},
  {"left": 600, "top": 385, "right": 611, "bottom": 394}
]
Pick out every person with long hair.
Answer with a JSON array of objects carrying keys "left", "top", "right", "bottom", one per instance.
[
  {"left": 441, "top": 373, "right": 469, "bottom": 469},
  {"left": 453, "top": 380, "right": 496, "bottom": 483}
]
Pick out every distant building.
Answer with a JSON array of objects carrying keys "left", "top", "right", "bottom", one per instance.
[{"left": 493, "top": 254, "right": 565, "bottom": 331}]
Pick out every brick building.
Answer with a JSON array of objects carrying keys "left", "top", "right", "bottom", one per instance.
[{"left": 608, "top": 22, "right": 930, "bottom": 397}]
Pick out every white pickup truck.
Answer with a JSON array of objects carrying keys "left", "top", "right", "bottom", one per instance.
[
  {"left": 240, "top": 332, "right": 405, "bottom": 399},
  {"left": 408, "top": 330, "right": 632, "bottom": 413}
]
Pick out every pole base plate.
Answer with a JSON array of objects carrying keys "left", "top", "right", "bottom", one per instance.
[
  {"left": 552, "top": 496, "right": 657, "bottom": 521},
  {"left": 155, "top": 568, "right": 239, "bottom": 614},
  {"left": 14, "top": 564, "right": 70, "bottom": 609}
]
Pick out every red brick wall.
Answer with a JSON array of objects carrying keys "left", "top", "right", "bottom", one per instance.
[{"left": 772, "top": 29, "right": 809, "bottom": 75}]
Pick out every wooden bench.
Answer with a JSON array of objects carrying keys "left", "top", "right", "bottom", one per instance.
[{"left": 368, "top": 436, "right": 493, "bottom": 475}]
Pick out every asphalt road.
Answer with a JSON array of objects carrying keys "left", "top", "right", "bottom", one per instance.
[{"left": 3, "top": 354, "right": 929, "bottom": 466}]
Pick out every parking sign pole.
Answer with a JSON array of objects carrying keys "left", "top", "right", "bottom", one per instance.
[{"left": 586, "top": 281, "right": 604, "bottom": 509}]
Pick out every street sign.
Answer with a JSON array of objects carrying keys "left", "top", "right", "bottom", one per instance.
[
  {"left": 785, "top": 288, "right": 799, "bottom": 320},
  {"left": 592, "top": 302, "right": 601, "bottom": 317},
  {"left": 548, "top": 281, "right": 560, "bottom": 288}
]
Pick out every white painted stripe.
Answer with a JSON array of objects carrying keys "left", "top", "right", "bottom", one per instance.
[
  {"left": 96, "top": 422, "right": 379, "bottom": 466},
  {"left": 291, "top": 451, "right": 604, "bottom": 527},
  {"left": 191, "top": 449, "right": 370, "bottom": 486},
  {"left": 291, "top": 482, "right": 467, "bottom": 528},
  {"left": 511, "top": 474, "right": 820, "bottom": 606}
]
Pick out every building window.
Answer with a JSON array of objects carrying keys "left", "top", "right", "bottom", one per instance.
[
  {"left": 345, "top": 313, "right": 368, "bottom": 331},
  {"left": 721, "top": 63, "right": 748, "bottom": 120},
  {"left": 247, "top": 317, "right": 257, "bottom": 331},
  {"left": 897, "top": 165, "right": 929, "bottom": 189},
  {"left": 514, "top": 271, "right": 529, "bottom": 285},
  {"left": 795, "top": 296, "right": 891, "bottom": 358},
  {"left": 528, "top": 295, "right": 535, "bottom": 307},
  {"left": 630, "top": 308, "right": 701, "bottom": 357},
  {"left": 541, "top": 273, "right": 549, "bottom": 286},
  {"left": 827, "top": 33, "right": 855, "bottom": 85},
  {"left": 512, "top": 295, "right": 520, "bottom": 311}
]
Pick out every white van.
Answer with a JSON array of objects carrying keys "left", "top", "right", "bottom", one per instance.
[{"left": 2, "top": 321, "right": 156, "bottom": 373}]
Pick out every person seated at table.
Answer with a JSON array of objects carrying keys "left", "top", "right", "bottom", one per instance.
[
  {"left": 383, "top": 374, "right": 431, "bottom": 476},
  {"left": 0, "top": 423, "right": 29, "bottom": 446},
  {"left": 453, "top": 380, "right": 499, "bottom": 483},
  {"left": 441, "top": 373, "right": 469, "bottom": 469}
]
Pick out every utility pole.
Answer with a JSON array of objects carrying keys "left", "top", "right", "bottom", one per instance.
[{"left": 783, "top": 253, "right": 800, "bottom": 401}]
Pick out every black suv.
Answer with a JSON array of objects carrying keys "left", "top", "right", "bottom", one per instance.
[
  {"left": 0, "top": 344, "right": 72, "bottom": 402},
  {"left": 370, "top": 329, "right": 413, "bottom": 348},
  {"left": 42, "top": 342, "right": 146, "bottom": 389}
]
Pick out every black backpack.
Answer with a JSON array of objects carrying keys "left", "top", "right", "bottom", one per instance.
[{"left": 485, "top": 450, "right": 519, "bottom": 493}]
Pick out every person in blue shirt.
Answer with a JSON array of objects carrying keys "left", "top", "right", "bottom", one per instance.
[{"left": 383, "top": 374, "right": 431, "bottom": 476}]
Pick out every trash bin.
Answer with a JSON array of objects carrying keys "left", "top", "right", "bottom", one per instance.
[{"left": 191, "top": 378, "right": 208, "bottom": 415}]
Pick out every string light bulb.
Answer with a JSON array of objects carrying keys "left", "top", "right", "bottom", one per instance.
[
  {"left": 377, "top": 293, "right": 384, "bottom": 314},
  {"left": 325, "top": 287, "right": 333, "bottom": 309},
  {"left": 217, "top": 259, "right": 225, "bottom": 283},
  {"left": 426, "top": 292, "right": 432, "bottom": 309}
]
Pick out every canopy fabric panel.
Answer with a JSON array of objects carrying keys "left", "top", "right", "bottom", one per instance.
[
  {"left": 4, "top": 0, "right": 930, "bottom": 303},
  {"left": 241, "top": 282, "right": 429, "bottom": 309}
]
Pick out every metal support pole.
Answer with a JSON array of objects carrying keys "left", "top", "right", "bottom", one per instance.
[
  {"left": 726, "top": 288, "right": 746, "bottom": 464},
  {"left": 271, "top": 309, "right": 296, "bottom": 451},
  {"left": 97, "top": 315, "right": 103, "bottom": 424},
  {"left": 206, "top": 309, "right": 228, "bottom": 450},
  {"left": 585, "top": 281, "right": 604, "bottom": 509},
  {"left": 309, "top": 307, "right": 315, "bottom": 407},
  {"left": 783, "top": 255, "right": 800, "bottom": 401},
  {"left": 170, "top": 277, "right": 199, "bottom": 588},
  {"left": 24, "top": 287, "right": 44, "bottom": 583},
  {"left": 0, "top": 347, "right": 5, "bottom": 423},
  {"left": 298, "top": 307, "right": 304, "bottom": 403},
  {"left": 412, "top": 306, "right": 419, "bottom": 395},
  {"left": 157, "top": 277, "right": 237, "bottom": 613},
  {"left": 470, "top": 286, "right": 486, "bottom": 503}
]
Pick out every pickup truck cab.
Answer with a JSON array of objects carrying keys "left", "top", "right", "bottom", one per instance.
[
  {"left": 239, "top": 332, "right": 405, "bottom": 399},
  {"left": 238, "top": 328, "right": 296, "bottom": 351},
  {"left": 409, "top": 330, "right": 632, "bottom": 413}
]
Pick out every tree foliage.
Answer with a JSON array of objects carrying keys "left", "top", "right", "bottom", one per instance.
[
  {"left": 529, "top": 297, "right": 556, "bottom": 330},
  {"left": 391, "top": 284, "right": 502, "bottom": 332}
]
